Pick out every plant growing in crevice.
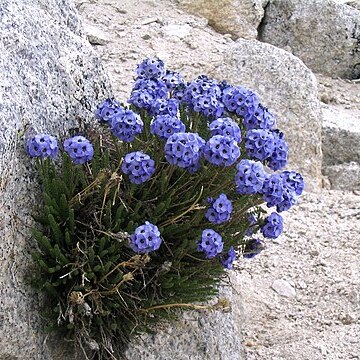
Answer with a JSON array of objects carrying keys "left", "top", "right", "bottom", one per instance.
[{"left": 28, "top": 58, "right": 304, "bottom": 359}]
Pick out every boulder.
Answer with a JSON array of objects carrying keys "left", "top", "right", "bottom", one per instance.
[
  {"left": 322, "top": 162, "right": 360, "bottom": 190},
  {"left": 176, "top": 0, "right": 266, "bottom": 39},
  {"left": 259, "top": 0, "right": 360, "bottom": 79},
  {"left": 124, "top": 272, "right": 244, "bottom": 360},
  {"left": 212, "top": 39, "right": 323, "bottom": 191},
  {"left": 0, "top": 0, "right": 110, "bottom": 358},
  {"left": 322, "top": 105, "right": 360, "bottom": 166}
]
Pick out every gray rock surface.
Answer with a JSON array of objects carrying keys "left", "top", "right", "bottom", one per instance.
[
  {"left": 322, "top": 162, "right": 360, "bottom": 190},
  {"left": 0, "top": 0, "right": 110, "bottom": 358},
  {"left": 212, "top": 39, "right": 323, "bottom": 191},
  {"left": 124, "top": 273, "right": 245, "bottom": 360},
  {"left": 321, "top": 104, "right": 360, "bottom": 166},
  {"left": 176, "top": 0, "right": 266, "bottom": 39},
  {"left": 259, "top": 0, "right": 360, "bottom": 79}
]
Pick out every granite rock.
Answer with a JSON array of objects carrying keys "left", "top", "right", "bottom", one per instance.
[
  {"left": 259, "top": 0, "right": 360, "bottom": 79},
  {"left": 212, "top": 39, "right": 323, "bottom": 190},
  {"left": 176, "top": 0, "right": 266, "bottom": 39},
  {"left": 0, "top": 0, "right": 111, "bottom": 358},
  {"left": 322, "top": 162, "right": 360, "bottom": 190}
]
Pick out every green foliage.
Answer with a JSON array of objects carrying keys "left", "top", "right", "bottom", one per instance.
[{"left": 30, "top": 114, "right": 263, "bottom": 359}]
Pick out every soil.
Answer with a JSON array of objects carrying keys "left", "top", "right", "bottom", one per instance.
[{"left": 75, "top": 1, "right": 360, "bottom": 359}]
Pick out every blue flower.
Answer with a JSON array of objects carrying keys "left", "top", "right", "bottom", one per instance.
[
  {"left": 150, "top": 98, "right": 179, "bottom": 117},
  {"left": 267, "top": 130, "right": 288, "bottom": 171},
  {"left": 243, "top": 104, "right": 276, "bottom": 130},
  {"left": 122, "top": 151, "right": 155, "bottom": 184},
  {"left": 150, "top": 114, "right": 186, "bottom": 140},
  {"left": 130, "top": 221, "right": 162, "bottom": 253},
  {"left": 136, "top": 58, "right": 166, "bottom": 80},
  {"left": 164, "top": 132, "right": 205, "bottom": 170},
  {"left": 280, "top": 171, "right": 304, "bottom": 196},
  {"left": 209, "top": 117, "right": 242, "bottom": 143},
  {"left": 63, "top": 136, "right": 94, "bottom": 165},
  {"left": 205, "top": 193, "right": 233, "bottom": 225},
  {"left": 204, "top": 135, "right": 240, "bottom": 167},
  {"left": 162, "top": 70, "right": 185, "bottom": 91},
  {"left": 245, "top": 213, "right": 258, "bottom": 236},
  {"left": 262, "top": 174, "right": 285, "bottom": 208},
  {"left": 245, "top": 129, "right": 276, "bottom": 161},
  {"left": 27, "top": 134, "right": 58, "bottom": 159},
  {"left": 110, "top": 110, "right": 144, "bottom": 142},
  {"left": 261, "top": 212, "right": 283, "bottom": 239},
  {"left": 95, "top": 98, "right": 125, "bottom": 125},
  {"left": 221, "top": 246, "right": 236, "bottom": 269},
  {"left": 235, "top": 159, "right": 268, "bottom": 194},
  {"left": 197, "top": 229, "right": 224, "bottom": 259},
  {"left": 243, "top": 238, "right": 264, "bottom": 258}
]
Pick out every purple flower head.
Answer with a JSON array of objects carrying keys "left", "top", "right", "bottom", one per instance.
[
  {"left": 171, "top": 83, "right": 187, "bottom": 103},
  {"left": 243, "top": 238, "right": 264, "bottom": 259},
  {"left": 197, "top": 229, "right": 224, "bottom": 259},
  {"left": 130, "top": 221, "right": 162, "bottom": 253},
  {"left": 150, "top": 114, "right": 186, "bottom": 140},
  {"left": 95, "top": 98, "right": 125, "bottom": 125},
  {"left": 267, "top": 130, "right": 288, "bottom": 171},
  {"left": 262, "top": 174, "right": 285, "bottom": 208},
  {"left": 185, "top": 76, "right": 224, "bottom": 118},
  {"left": 235, "top": 159, "right": 268, "bottom": 194},
  {"left": 205, "top": 193, "right": 233, "bottom": 225},
  {"left": 243, "top": 104, "right": 276, "bottom": 130},
  {"left": 276, "top": 187, "right": 297, "bottom": 212},
  {"left": 245, "top": 129, "right": 276, "bottom": 161},
  {"left": 128, "top": 78, "right": 167, "bottom": 110},
  {"left": 261, "top": 212, "right": 283, "bottom": 239},
  {"left": 280, "top": 171, "right": 304, "bottom": 196},
  {"left": 64, "top": 136, "right": 94, "bottom": 165},
  {"left": 221, "top": 246, "right": 236, "bottom": 269},
  {"left": 164, "top": 132, "right": 205, "bottom": 170},
  {"left": 111, "top": 109, "right": 144, "bottom": 142},
  {"left": 209, "top": 117, "right": 242, "bottom": 143},
  {"left": 136, "top": 58, "right": 166, "bottom": 80},
  {"left": 150, "top": 98, "right": 179, "bottom": 117},
  {"left": 27, "top": 134, "right": 58, "bottom": 159},
  {"left": 162, "top": 70, "right": 185, "bottom": 91},
  {"left": 204, "top": 135, "right": 240, "bottom": 167},
  {"left": 122, "top": 151, "right": 155, "bottom": 184}
]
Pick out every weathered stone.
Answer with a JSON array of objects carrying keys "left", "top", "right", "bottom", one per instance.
[
  {"left": 322, "top": 104, "right": 360, "bottom": 166},
  {"left": 272, "top": 279, "right": 296, "bottom": 298},
  {"left": 124, "top": 272, "right": 244, "bottom": 360},
  {"left": 212, "top": 39, "right": 323, "bottom": 190},
  {"left": 177, "top": 0, "right": 265, "bottom": 39},
  {"left": 259, "top": 0, "right": 360, "bottom": 79},
  {"left": 0, "top": 1, "right": 111, "bottom": 358},
  {"left": 322, "top": 162, "right": 360, "bottom": 190}
]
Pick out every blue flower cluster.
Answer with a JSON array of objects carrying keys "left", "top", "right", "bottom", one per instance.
[
  {"left": 185, "top": 75, "right": 224, "bottom": 118},
  {"left": 27, "top": 134, "right": 59, "bottom": 159},
  {"left": 267, "top": 130, "right": 288, "bottom": 171},
  {"left": 221, "top": 246, "right": 236, "bottom": 269},
  {"left": 136, "top": 58, "right": 166, "bottom": 80},
  {"left": 95, "top": 98, "right": 124, "bottom": 125},
  {"left": 245, "top": 129, "right": 275, "bottom": 161},
  {"left": 162, "top": 70, "right": 185, "bottom": 91},
  {"left": 205, "top": 194, "right": 233, "bottom": 224},
  {"left": 130, "top": 221, "right": 162, "bottom": 253},
  {"left": 209, "top": 117, "right": 242, "bottom": 143},
  {"left": 235, "top": 159, "right": 267, "bottom": 194},
  {"left": 261, "top": 212, "right": 283, "bottom": 239},
  {"left": 121, "top": 151, "right": 155, "bottom": 185},
  {"left": 150, "top": 114, "right": 186, "bottom": 140},
  {"left": 204, "top": 135, "right": 240, "bottom": 167},
  {"left": 197, "top": 229, "right": 224, "bottom": 259},
  {"left": 110, "top": 109, "right": 144, "bottom": 142},
  {"left": 64, "top": 136, "right": 94, "bottom": 165},
  {"left": 164, "top": 132, "right": 205, "bottom": 171},
  {"left": 150, "top": 98, "right": 179, "bottom": 117}
]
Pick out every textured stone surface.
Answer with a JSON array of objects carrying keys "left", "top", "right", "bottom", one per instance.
[
  {"left": 177, "top": 0, "right": 266, "bottom": 39},
  {"left": 259, "top": 0, "right": 360, "bottom": 79},
  {"left": 212, "top": 39, "right": 323, "bottom": 191},
  {"left": 125, "top": 272, "right": 244, "bottom": 360},
  {"left": 0, "top": 1, "right": 111, "bottom": 358},
  {"left": 323, "top": 162, "right": 360, "bottom": 190},
  {"left": 322, "top": 104, "right": 360, "bottom": 166}
]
